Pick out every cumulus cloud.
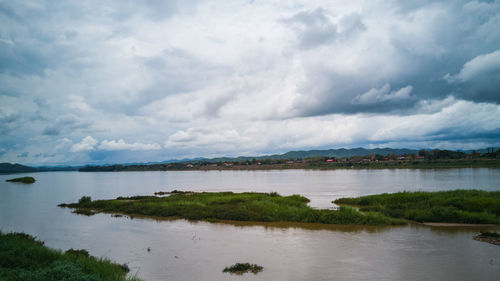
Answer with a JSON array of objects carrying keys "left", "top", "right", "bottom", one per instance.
[
  {"left": 444, "top": 49, "right": 500, "bottom": 83},
  {"left": 71, "top": 136, "right": 98, "bottom": 152},
  {"left": 160, "top": 98, "right": 500, "bottom": 158},
  {"left": 99, "top": 139, "right": 161, "bottom": 151}
]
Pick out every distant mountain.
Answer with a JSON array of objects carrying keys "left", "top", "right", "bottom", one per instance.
[
  {"left": 0, "top": 163, "right": 37, "bottom": 174},
  {"left": 0, "top": 163, "right": 79, "bottom": 174},
  {"left": 267, "top": 147, "right": 419, "bottom": 159},
  {"left": 4, "top": 147, "right": 496, "bottom": 172},
  {"left": 202, "top": 147, "right": 419, "bottom": 163}
]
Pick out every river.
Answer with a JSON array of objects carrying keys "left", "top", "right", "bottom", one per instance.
[{"left": 1, "top": 169, "right": 499, "bottom": 280}]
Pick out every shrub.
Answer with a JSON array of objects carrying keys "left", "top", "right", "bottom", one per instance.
[{"left": 78, "top": 196, "right": 92, "bottom": 204}]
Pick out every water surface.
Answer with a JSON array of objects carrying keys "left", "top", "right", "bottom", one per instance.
[{"left": 1, "top": 169, "right": 499, "bottom": 280}]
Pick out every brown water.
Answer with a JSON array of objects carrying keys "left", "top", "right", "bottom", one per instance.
[{"left": 1, "top": 169, "right": 499, "bottom": 280}]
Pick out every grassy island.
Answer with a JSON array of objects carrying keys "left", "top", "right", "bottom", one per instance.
[
  {"left": 59, "top": 192, "right": 405, "bottom": 226},
  {"left": 334, "top": 190, "right": 500, "bottom": 225},
  {"left": 0, "top": 231, "right": 141, "bottom": 281},
  {"left": 5, "top": 176, "right": 35, "bottom": 184}
]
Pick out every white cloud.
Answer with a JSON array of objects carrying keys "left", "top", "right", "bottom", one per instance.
[
  {"left": 162, "top": 98, "right": 500, "bottom": 158},
  {"left": 99, "top": 139, "right": 161, "bottom": 151},
  {"left": 71, "top": 136, "right": 98, "bottom": 152},
  {"left": 351, "top": 84, "right": 413, "bottom": 105},
  {"left": 444, "top": 49, "right": 500, "bottom": 83},
  {"left": 55, "top": 138, "right": 72, "bottom": 149}
]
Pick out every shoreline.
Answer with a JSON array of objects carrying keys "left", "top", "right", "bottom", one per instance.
[{"left": 422, "top": 222, "right": 500, "bottom": 228}]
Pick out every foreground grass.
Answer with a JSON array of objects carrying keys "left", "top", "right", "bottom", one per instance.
[
  {"left": 5, "top": 176, "right": 35, "bottom": 184},
  {"left": 59, "top": 192, "right": 405, "bottom": 226},
  {"left": 334, "top": 190, "right": 500, "bottom": 224},
  {"left": 0, "top": 231, "right": 141, "bottom": 281}
]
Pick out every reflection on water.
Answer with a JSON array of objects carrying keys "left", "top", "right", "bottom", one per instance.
[{"left": 1, "top": 169, "right": 500, "bottom": 281}]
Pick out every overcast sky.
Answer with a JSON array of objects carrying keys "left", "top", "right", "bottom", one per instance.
[{"left": 1, "top": 0, "right": 499, "bottom": 165}]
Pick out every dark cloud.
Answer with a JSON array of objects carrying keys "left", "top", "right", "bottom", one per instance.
[
  {"left": 282, "top": 2, "right": 500, "bottom": 118},
  {"left": 0, "top": 111, "right": 21, "bottom": 135},
  {"left": 17, "top": 152, "right": 28, "bottom": 158},
  {"left": 33, "top": 153, "right": 56, "bottom": 158},
  {"left": 113, "top": 48, "right": 231, "bottom": 116},
  {"left": 42, "top": 126, "right": 60, "bottom": 136},
  {"left": 282, "top": 8, "right": 338, "bottom": 49}
]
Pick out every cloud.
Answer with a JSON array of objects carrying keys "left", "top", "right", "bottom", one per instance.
[
  {"left": 282, "top": 8, "right": 338, "bottom": 49},
  {"left": 0, "top": 1, "right": 499, "bottom": 165},
  {"left": 161, "top": 98, "right": 500, "bottom": 158},
  {"left": 42, "top": 125, "right": 60, "bottom": 136},
  {"left": 352, "top": 84, "right": 413, "bottom": 105},
  {"left": 282, "top": 8, "right": 366, "bottom": 50},
  {"left": 444, "top": 49, "right": 500, "bottom": 83},
  {"left": 55, "top": 138, "right": 72, "bottom": 149},
  {"left": 165, "top": 128, "right": 246, "bottom": 149},
  {"left": 71, "top": 136, "right": 98, "bottom": 152},
  {"left": 99, "top": 139, "right": 161, "bottom": 151},
  {"left": 17, "top": 152, "right": 28, "bottom": 158}
]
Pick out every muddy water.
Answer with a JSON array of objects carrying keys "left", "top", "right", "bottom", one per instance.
[{"left": 1, "top": 169, "right": 499, "bottom": 280}]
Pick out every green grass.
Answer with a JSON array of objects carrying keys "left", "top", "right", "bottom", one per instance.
[
  {"left": 0, "top": 231, "right": 141, "bottom": 281},
  {"left": 334, "top": 190, "right": 500, "bottom": 224},
  {"left": 223, "top": 263, "right": 263, "bottom": 274},
  {"left": 59, "top": 192, "right": 405, "bottom": 226},
  {"left": 479, "top": 231, "right": 500, "bottom": 238},
  {"left": 5, "top": 177, "right": 35, "bottom": 184}
]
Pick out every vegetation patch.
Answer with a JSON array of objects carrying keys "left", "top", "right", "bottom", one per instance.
[
  {"left": 473, "top": 232, "right": 500, "bottom": 246},
  {"left": 223, "top": 263, "right": 263, "bottom": 275},
  {"left": 5, "top": 176, "right": 35, "bottom": 184},
  {"left": 0, "top": 231, "right": 141, "bottom": 281},
  {"left": 59, "top": 193, "right": 405, "bottom": 226},
  {"left": 73, "top": 208, "right": 99, "bottom": 216},
  {"left": 154, "top": 190, "right": 196, "bottom": 196},
  {"left": 334, "top": 190, "right": 500, "bottom": 224}
]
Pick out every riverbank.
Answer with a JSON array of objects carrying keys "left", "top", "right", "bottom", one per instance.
[
  {"left": 78, "top": 159, "right": 500, "bottom": 172},
  {"left": 0, "top": 231, "right": 141, "bottom": 281},
  {"left": 334, "top": 190, "right": 500, "bottom": 225},
  {"left": 59, "top": 192, "right": 406, "bottom": 226}
]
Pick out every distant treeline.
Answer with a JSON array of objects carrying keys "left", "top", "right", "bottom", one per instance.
[
  {"left": 78, "top": 148, "right": 500, "bottom": 172},
  {"left": 3, "top": 147, "right": 499, "bottom": 173}
]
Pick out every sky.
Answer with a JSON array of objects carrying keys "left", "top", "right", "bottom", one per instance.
[{"left": 0, "top": 0, "right": 499, "bottom": 166}]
